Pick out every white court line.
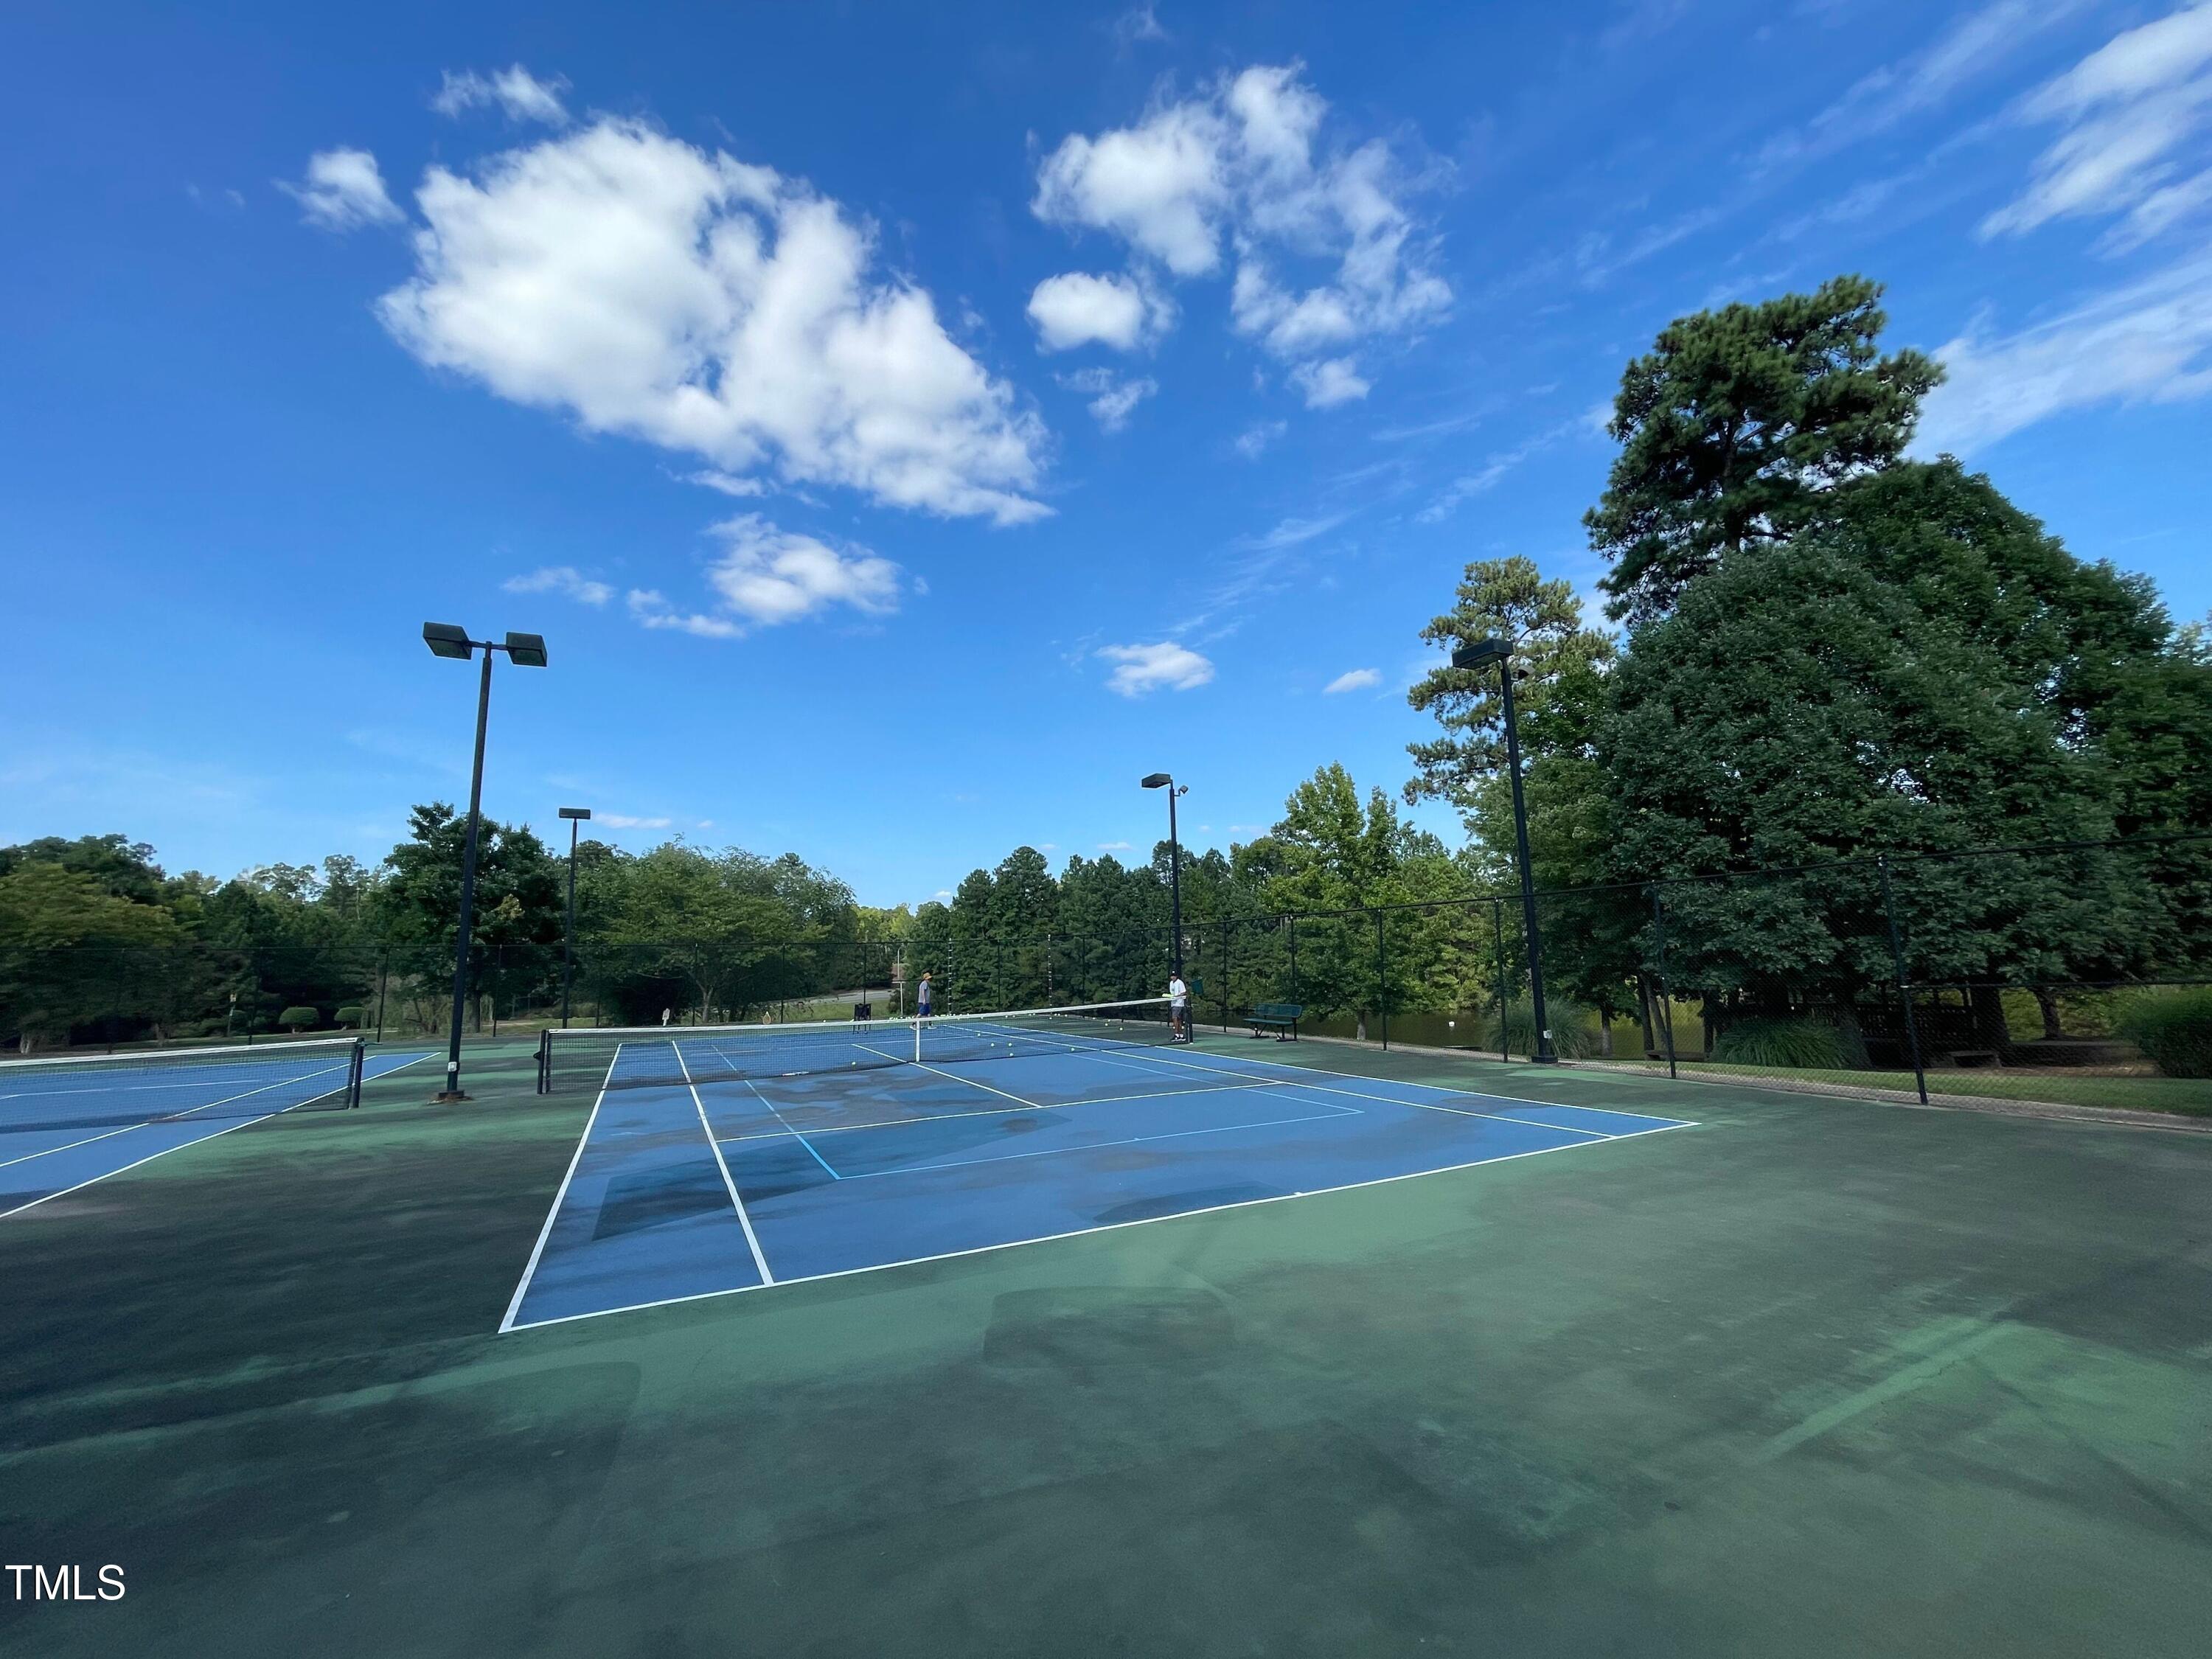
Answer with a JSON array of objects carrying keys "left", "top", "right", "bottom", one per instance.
[
  {"left": 500, "top": 1118, "right": 1696, "bottom": 1333},
  {"left": 711, "top": 1076, "right": 1284, "bottom": 1146},
  {"left": 498, "top": 1050, "right": 621, "bottom": 1334},
  {"left": 1048, "top": 1041, "right": 1695, "bottom": 1134},
  {"left": 0, "top": 1059, "right": 356, "bottom": 1172},
  {"left": 833, "top": 1096, "right": 1364, "bottom": 1181},
  {"left": 852, "top": 1041, "right": 1043, "bottom": 1110},
  {"left": 0, "top": 1051, "right": 435, "bottom": 1222},
  {"left": 741, "top": 1078, "right": 841, "bottom": 1180},
  {"left": 677, "top": 1044, "right": 774, "bottom": 1286}
]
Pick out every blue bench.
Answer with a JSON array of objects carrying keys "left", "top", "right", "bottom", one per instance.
[{"left": 1246, "top": 1002, "right": 1303, "bottom": 1040}]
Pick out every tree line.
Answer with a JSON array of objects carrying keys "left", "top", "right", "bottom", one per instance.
[{"left": 6, "top": 274, "right": 2206, "bottom": 1064}]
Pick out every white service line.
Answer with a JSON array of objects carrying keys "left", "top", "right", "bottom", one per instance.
[
  {"left": 852, "top": 1041, "right": 1043, "bottom": 1109},
  {"left": 711, "top": 1075, "right": 1286, "bottom": 1146},
  {"left": 834, "top": 1097, "right": 1364, "bottom": 1180},
  {"left": 676, "top": 1044, "right": 774, "bottom": 1285},
  {"left": 501, "top": 1117, "right": 1697, "bottom": 1334}
]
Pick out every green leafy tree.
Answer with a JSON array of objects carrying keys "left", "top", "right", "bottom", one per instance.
[
  {"left": 1055, "top": 854, "right": 1161, "bottom": 1002},
  {"left": 1404, "top": 557, "right": 1642, "bottom": 1039},
  {"left": 603, "top": 844, "right": 818, "bottom": 1020},
  {"left": 371, "top": 804, "right": 563, "bottom": 1029},
  {"left": 1596, "top": 522, "right": 2152, "bottom": 1049},
  {"left": 988, "top": 846, "right": 1060, "bottom": 1006},
  {"left": 0, "top": 863, "right": 192, "bottom": 1050},
  {"left": 1587, "top": 274, "right": 1941, "bottom": 625}
]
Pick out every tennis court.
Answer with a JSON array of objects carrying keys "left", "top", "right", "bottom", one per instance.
[
  {"left": 504, "top": 1001, "right": 1694, "bottom": 1329},
  {"left": 0, "top": 1038, "right": 432, "bottom": 1218}
]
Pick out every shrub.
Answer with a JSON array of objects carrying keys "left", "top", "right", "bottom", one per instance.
[
  {"left": 334, "top": 1005, "right": 365, "bottom": 1029},
  {"left": 2115, "top": 989, "right": 2212, "bottom": 1079},
  {"left": 277, "top": 1006, "right": 320, "bottom": 1032},
  {"left": 1482, "top": 1000, "right": 1600, "bottom": 1060},
  {"left": 1711, "top": 1016, "right": 1851, "bottom": 1071}
]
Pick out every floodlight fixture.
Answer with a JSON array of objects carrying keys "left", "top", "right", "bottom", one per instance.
[
  {"left": 504, "top": 632, "right": 549, "bottom": 669},
  {"left": 1452, "top": 637, "right": 1510, "bottom": 671},
  {"left": 423, "top": 622, "right": 473, "bottom": 660}
]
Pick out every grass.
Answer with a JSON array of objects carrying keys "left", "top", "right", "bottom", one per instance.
[{"left": 1600, "top": 1056, "right": 2212, "bottom": 1116}]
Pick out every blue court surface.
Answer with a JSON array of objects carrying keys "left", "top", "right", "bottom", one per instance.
[
  {"left": 0, "top": 1043, "right": 431, "bottom": 1219},
  {"left": 504, "top": 1028, "right": 1696, "bottom": 1331}
]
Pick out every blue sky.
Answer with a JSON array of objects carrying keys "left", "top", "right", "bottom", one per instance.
[{"left": 4, "top": 0, "right": 2209, "bottom": 908}]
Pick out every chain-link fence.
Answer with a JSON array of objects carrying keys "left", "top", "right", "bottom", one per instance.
[{"left": 10, "top": 836, "right": 2208, "bottom": 1113}]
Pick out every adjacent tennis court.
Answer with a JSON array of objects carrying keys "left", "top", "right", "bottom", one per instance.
[
  {"left": 0, "top": 1037, "right": 432, "bottom": 1218},
  {"left": 504, "top": 1001, "right": 1694, "bottom": 1329}
]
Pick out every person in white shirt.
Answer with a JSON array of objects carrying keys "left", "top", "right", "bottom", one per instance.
[{"left": 1168, "top": 973, "right": 1189, "bottom": 1042}]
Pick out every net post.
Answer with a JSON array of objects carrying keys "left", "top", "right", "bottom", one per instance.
[
  {"left": 347, "top": 1037, "right": 366, "bottom": 1108},
  {"left": 1220, "top": 919, "right": 1231, "bottom": 1035},
  {"left": 1377, "top": 910, "right": 1388, "bottom": 1051},
  {"left": 535, "top": 1029, "right": 551, "bottom": 1095}
]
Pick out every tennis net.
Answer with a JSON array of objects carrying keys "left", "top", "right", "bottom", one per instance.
[
  {"left": 538, "top": 997, "right": 1178, "bottom": 1095},
  {"left": 0, "top": 1035, "right": 367, "bottom": 1110}
]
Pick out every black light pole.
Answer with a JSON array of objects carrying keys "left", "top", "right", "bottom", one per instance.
[
  {"left": 1141, "top": 771, "right": 1189, "bottom": 992},
  {"left": 1453, "top": 638, "right": 1557, "bottom": 1062},
  {"left": 558, "top": 806, "right": 591, "bottom": 1029},
  {"left": 423, "top": 624, "right": 549, "bottom": 1100}
]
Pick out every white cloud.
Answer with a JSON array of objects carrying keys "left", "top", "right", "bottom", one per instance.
[
  {"left": 432, "top": 66, "right": 571, "bottom": 125},
  {"left": 1026, "top": 271, "right": 1166, "bottom": 350},
  {"left": 686, "top": 469, "right": 768, "bottom": 497},
  {"left": 377, "top": 119, "right": 1049, "bottom": 524},
  {"left": 281, "top": 148, "right": 402, "bottom": 231},
  {"left": 1982, "top": 4, "right": 2212, "bottom": 246},
  {"left": 1227, "top": 823, "right": 1267, "bottom": 834},
  {"left": 1323, "top": 667, "right": 1381, "bottom": 694},
  {"left": 597, "top": 813, "right": 672, "bottom": 830},
  {"left": 1032, "top": 63, "right": 1448, "bottom": 397},
  {"left": 1234, "top": 419, "right": 1287, "bottom": 457},
  {"left": 1237, "top": 512, "right": 1349, "bottom": 551},
  {"left": 1097, "top": 640, "right": 1216, "bottom": 696},
  {"left": 504, "top": 566, "right": 613, "bottom": 605},
  {"left": 1417, "top": 412, "right": 1599, "bottom": 523},
  {"left": 1915, "top": 250, "right": 2212, "bottom": 453},
  {"left": 1096, "top": 841, "right": 1135, "bottom": 851},
  {"left": 1113, "top": 5, "right": 1168, "bottom": 46},
  {"left": 1289, "top": 356, "right": 1370, "bottom": 407},
  {"left": 1057, "top": 367, "right": 1158, "bottom": 431},
  {"left": 628, "top": 514, "right": 903, "bottom": 638},
  {"left": 1759, "top": 0, "right": 2096, "bottom": 173}
]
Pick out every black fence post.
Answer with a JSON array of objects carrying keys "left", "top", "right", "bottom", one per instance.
[
  {"left": 1492, "top": 899, "right": 1511, "bottom": 1062},
  {"left": 1377, "top": 909, "right": 1389, "bottom": 1051},
  {"left": 1287, "top": 916, "right": 1298, "bottom": 1007},
  {"left": 375, "top": 946, "right": 387, "bottom": 1044},
  {"left": 1646, "top": 885, "right": 1677, "bottom": 1081},
  {"left": 1220, "top": 919, "right": 1231, "bottom": 1034},
  {"left": 1877, "top": 855, "right": 1930, "bottom": 1105}
]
